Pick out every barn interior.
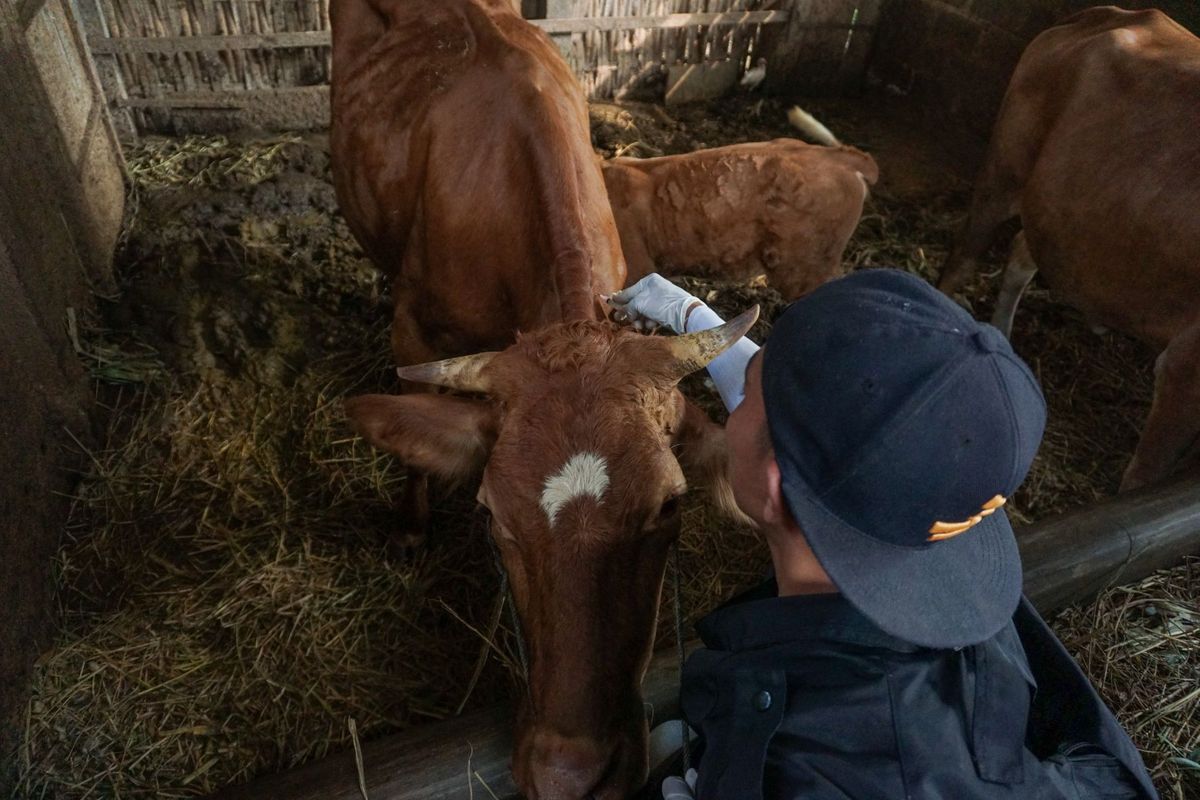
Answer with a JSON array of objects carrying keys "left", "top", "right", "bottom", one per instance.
[{"left": 3, "top": 1, "right": 1200, "bottom": 799}]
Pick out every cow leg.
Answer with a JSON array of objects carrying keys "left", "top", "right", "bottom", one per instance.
[
  {"left": 939, "top": 174, "right": 1021, "bottom": 297},
  {"left": 990, "top": 231, "right": 1037, "bottom": 339},
  {"left": 1121, "top": 323, "right": 1200, "bottom": 492}
]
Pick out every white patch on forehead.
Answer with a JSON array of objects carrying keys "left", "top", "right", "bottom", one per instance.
[{"left": 540, "top": 452, "right": 609, "bottom": 524}]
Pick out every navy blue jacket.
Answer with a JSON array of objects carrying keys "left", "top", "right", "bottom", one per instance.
[{"left": 681, "top": 582, "right": 1158, "bottom": 799}]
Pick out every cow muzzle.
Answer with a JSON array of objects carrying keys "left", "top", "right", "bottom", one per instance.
[{"left": 518, "top": 723, "right": 645, "bottom": 800}]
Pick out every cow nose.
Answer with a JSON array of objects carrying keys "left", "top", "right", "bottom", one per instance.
[{"left": 526, "top": 729, "right": 618, "bottom": 800}]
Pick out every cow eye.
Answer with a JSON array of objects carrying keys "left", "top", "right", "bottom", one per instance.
[
  {"left": 658, "top": 491, "right": 684, "bottom": 522},
  {"left": 660, "top": 496, "right": 680, "bottom": 518}
]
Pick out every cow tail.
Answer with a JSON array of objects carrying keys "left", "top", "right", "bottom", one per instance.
[{"left": 787, "top": 105, "right": 841, "bottom": 147}]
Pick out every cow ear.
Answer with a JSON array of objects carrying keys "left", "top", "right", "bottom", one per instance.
[
  {"left": 345, "top": 393, "right": 497, "bottom": 481},
  {"left": 672, "top": 396, "right": 755, "bottom": 528}
]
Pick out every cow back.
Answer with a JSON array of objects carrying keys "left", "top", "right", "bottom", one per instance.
[
  {"left": 998, "top": 7, "right": 1200, "bottom": 346},
  {"left": 331, "top": 0, "right": 625, "bottom": 356},
  {"left": 604, "top": 139, "right": 876, "bottom": 295}
]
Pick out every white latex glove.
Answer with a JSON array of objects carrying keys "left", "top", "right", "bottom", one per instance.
[
  {"left": 605, "top": 273, "right": 702, "bottom": 334},
  {"left": 607, "top": 273, "right": 760, "bottom": 411},
  {"left": 662, "top": 768, "right": 698, "bottom": 800}
]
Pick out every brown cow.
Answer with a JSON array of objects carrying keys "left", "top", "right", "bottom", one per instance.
[
  {"left": 938, "top": 6, "right": 1200, "bottom": 492},
  {"left": 331, "top": 0, "right": 626, "bottom": 549},
  {"left": 603, "top": 139, "right": 878, "bottom": 298},
  {"left": 330, "top": 2, "right": 750, "bottom": 797}
]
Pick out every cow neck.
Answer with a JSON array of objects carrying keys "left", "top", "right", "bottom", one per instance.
[{"left": 557, "top": 289, "right": 598, "bottom": 324}]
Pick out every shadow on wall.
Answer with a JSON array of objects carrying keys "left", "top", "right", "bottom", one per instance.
[{"left": 869, "top": 0, "right": 1200, "bottom": 144}]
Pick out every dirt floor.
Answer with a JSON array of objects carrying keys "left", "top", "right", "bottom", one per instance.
[{"left": 13, "top": 93, "right": 1196, "bottom": 798}]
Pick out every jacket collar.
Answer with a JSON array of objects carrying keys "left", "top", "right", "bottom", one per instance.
[{"left": 696, "top": 578, "right": 923, "bottom": 653}]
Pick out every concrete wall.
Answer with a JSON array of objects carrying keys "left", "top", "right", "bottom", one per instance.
[
  {"left": 871, "top": 0, "right": 1200, "bottom": 141},
  {"left": 0, "top": 0, "right": 125, "bottom": 790}
]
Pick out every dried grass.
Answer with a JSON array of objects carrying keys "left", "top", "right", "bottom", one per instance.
[
  {"left": 124, "top": 135, "right": 303, "bottom": 190},
  {"left": 1052, "top": 560, "right": 1200, "bottom": 798},
  {"left": 14, "top": 100, "right": 1188, "bottom": 798}
]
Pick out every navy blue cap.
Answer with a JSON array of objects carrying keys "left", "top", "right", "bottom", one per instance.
[{"left": 762, "top": 268, "right": 1046, "bottom": 649}]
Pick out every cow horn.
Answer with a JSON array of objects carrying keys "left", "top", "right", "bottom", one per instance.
[
  {"left": 395, "top": 352, "right": 499, "bottom": 393},
  {"left": 664, "top": 305, "right": 760, "bottom": 379}
]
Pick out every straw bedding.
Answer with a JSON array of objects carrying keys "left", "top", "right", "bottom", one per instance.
[{"left": 14, "top": 96, "right": 1194, "bottom": 798}]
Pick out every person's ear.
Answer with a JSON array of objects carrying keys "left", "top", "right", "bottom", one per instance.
[{"left": 761, "top": 456, "right": 790, "bottom": 528}]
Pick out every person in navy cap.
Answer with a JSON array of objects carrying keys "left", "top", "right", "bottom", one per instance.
[{"left": 608, "top": 270, "right": 1157, "bottom": 800}]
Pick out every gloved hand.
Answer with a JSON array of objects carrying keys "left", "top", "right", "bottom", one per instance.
[
  {"left": 607, "top": 273, "right": 760, "bottom": 411},
  {"left": 605, "top": 273, "right": 703, "bottom": 334},
  {"left": 662, "top": 768, "right": 698, "bottom": 800}
]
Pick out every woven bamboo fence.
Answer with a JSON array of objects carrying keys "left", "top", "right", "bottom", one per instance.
[
  {"left": 549, "top": 0, "right": 772, "bottom": 99},
  {"left": 75, "top": 0, "right": 878, "bottom": 135}
]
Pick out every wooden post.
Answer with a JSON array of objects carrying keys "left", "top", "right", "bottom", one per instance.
[
  {"left": 762, "top": 0, "right": 881, "bottom": 95},
  {"left": 543, "top": 0, "right": 577, "bottom": 61},
  {"left": 210, "top": 471, "right": 1200, "bottom": 800},
  {"left": 0, "top": 1, "right": 125, "bottom": 791},
  {"left": 521, "top": 0, "right": 547, "bottom": 18},
  {"left": 68, "top": 0, "right": 137, "bottom": 141}
]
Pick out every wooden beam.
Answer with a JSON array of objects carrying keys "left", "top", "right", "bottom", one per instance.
[
  {"left": 535, "top": 10, "right": 791, "bottom": 33},
  {"left": 1019, "top": 469, "right": 1200, "bottom": 612},
  {"left": 16, "top": 0, "right": 50, "bottom": 31},
  {"left": 213, "top": 641, "right": 698, "bottom": 800},
  {"left": 209, "top": 471, "right": 1200, "bottom": 800},
  {"left": 89, "top": 30, "right": 332, "bottom": 54},
  {"left": 113, "top": 87, "right": 331, "bottom": 134},
  {"left": 86, "top": 12, "right": 817, "bottom": 55},
  {"left": 60, "top": 0, "right": 134, "bottom": 152},
  {"left": 115, "top": 89, "right": 322, "bottom": 109}
]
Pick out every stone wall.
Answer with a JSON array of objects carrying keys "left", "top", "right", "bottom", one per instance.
[
  {"left": 0, "top": 0, "right": 125, "bottom": 790},
  {"left": 871, "top": 0, "right": 1200, "bottom": 141}
]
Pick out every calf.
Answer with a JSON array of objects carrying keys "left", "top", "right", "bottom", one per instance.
[
  {"left": 603, "top": 139, "right": 878, "bottom": 298},
  {"left": 938, "top": 6, "right": 1200, "bottom": 492}
]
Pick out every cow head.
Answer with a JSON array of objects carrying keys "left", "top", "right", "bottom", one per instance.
[{"left": 345, "top": 308, "right": 757, "bottom": 800}]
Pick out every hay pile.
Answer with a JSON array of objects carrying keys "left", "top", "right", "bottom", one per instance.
[
  {"left": 15, "top": 132, "right": 768, "bottom": 798},
  {"left": 15, "top": 98, "right": 1186, "bottom": 798},
  {"left": 17, "top": 136, "right": 497, "bottom": 796},
  {"left": 1054, "top": 560, "right": 1200, "bottom": 797}
]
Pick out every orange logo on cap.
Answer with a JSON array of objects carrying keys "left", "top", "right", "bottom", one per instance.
[{"left": 927, "top": 495, "right": 1007, "bottom": 541}]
